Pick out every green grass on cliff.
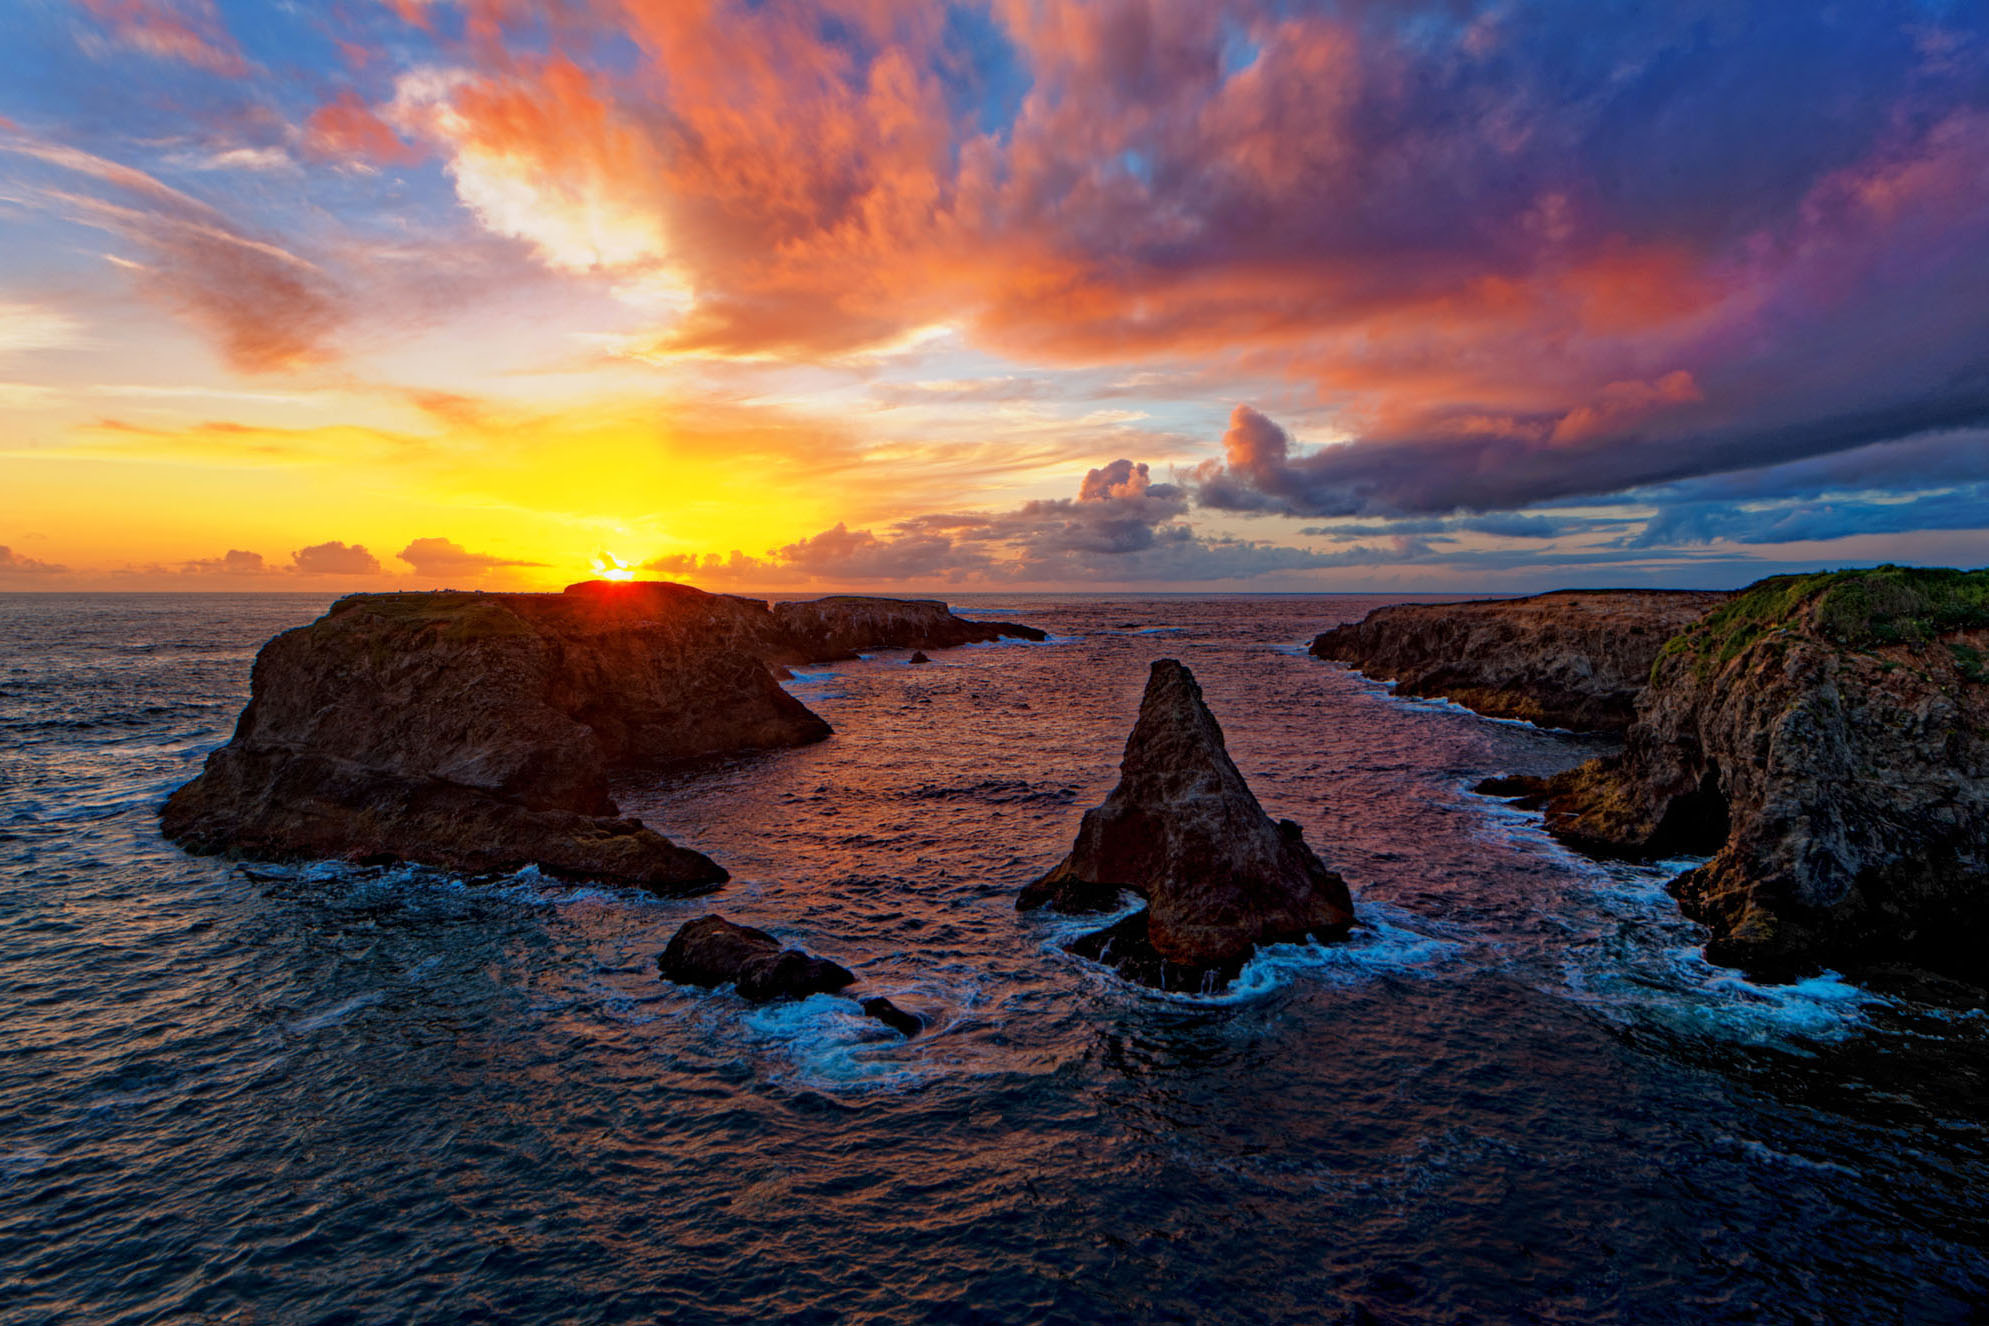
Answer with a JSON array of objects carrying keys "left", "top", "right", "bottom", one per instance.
[{"left": 1656, "top": 565, "right": 1989, "bottom": 679}]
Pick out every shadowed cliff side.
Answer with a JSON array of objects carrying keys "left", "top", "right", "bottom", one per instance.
[
  {"left": 1021, "top": 659, "right": 1355, "bottom": 991},
  {"left": 163, "top": 581, "right": 1043, "bottom": 888},
  {"left": 1509, "top": 567, "right": 1989, "bottom": 981},
  {"left": 1311, "top": 590, "right": 1729, "bottom": 731}
]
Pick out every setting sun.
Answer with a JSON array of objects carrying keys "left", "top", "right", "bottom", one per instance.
[{"left": 591, "top": 552, "right": 636, "bottom": 582}]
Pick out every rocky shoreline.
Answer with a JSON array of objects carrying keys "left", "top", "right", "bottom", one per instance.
[
  {"left": 162, "top": 580, "right": 1042, "bottom": 888},
  {"left": 1310, "top": 589, "right": 1730, "bottom": 731},
  {"left": 1387, "top": 568, "right": 1988, "bottom": 982}
]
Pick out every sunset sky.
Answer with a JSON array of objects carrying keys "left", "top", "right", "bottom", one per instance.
[{"left": 3, "top": 0, "right": 1987, "bottom": 592}]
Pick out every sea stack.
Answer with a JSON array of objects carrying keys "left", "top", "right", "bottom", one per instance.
[{"left": 1020, "top": 659, "right": 1355, "bottom": 991}]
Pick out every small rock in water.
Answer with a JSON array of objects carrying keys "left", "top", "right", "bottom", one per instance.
[
  {"left": 861, "top": 996, "right": 923, "bottom": 1037},
  {"left": 659, "top": 915, "right": 855, "bottom": 1002},
  {"left": 908, "top": 650, "right": 931, "bottom": 665}
]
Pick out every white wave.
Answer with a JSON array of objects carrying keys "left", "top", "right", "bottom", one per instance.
[
  {"left": 741, "top": 993, "right": 935, "bottom": 1091},
  {"left": 1560, "top": 941, "right": 1877, "bottom": 1049},
  {"left": 1722, "top": 1135, "right": 1861, "bottom": 1178},
  {"left": 1037, "top": 896, "right": 1467, "bottom": 1005},
  {"left": 287, "top": 991, "right": 384, "bottom": 1033}
]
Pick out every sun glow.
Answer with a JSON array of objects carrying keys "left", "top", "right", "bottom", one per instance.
[{"left": 591, "top": 551, "right": 636, "bottom": 582}]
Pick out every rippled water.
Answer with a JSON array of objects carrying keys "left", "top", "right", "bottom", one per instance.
[{"left": 3, "top": 592, "right": 1986, "bottom": 1324}]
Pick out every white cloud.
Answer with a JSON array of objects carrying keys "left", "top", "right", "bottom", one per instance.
[{"left": 0, "top": 303, "right": 84, "bottom": 358}]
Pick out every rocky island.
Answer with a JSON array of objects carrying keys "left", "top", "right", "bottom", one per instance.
[
  {"left": 1311, "top": 589, "right": 1730, "bottom": 730},
  {"left": 162, "top": 580, "right": 1042, "bottom": 888},
  {"left": 1507, "top": 567, "right": 1989, "bottom": 980},
  {"left": 1021, "top": 659, "right": 1355, "bottom": 991}
]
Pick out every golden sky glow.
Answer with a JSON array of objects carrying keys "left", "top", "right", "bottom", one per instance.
[{"left": 3, "top": 2, "right": 1988, "bottom": 591}]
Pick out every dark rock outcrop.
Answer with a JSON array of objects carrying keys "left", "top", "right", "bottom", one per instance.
[
  {"left": 908, "top": 651, "right": 931, "bottom": 665},
  {"left": 766, "top": 596, "right": 1045, "bottom": 664},
  {"left": 1514, "top": 567, "right": 1989, "bottom": 980},
  {"left": 658, "top": 915, "right": 856, "bottom": 1000},
  {"left": 163, "top": 580, "right": 1044, "bottom": 887},
  {"left": 658, "top": 916, "right": 921, "bottom": 1035},
  {"left": 1020, "top": 659, "right": 1355, "bottom": 991},
  {"left": 1310, "top": 589, "right": 1729, "bottom": 731}
]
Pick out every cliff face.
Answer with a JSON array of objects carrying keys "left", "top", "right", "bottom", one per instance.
[
  {"left": 1310, "top": 590, "right": 1729, "bottom": 731},
  {"left": 1533, "top": 567, "right": 1989, "bottom": 978},
  {"left": 163, "top": 581, "right": 1042, "bottom": 887},
  {"left": 1021, "top": 659, "right": 1354, "bottom": 990}
]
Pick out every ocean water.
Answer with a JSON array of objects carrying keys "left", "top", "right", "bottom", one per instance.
[{"left": 1, "top": 592, "right": 1985, "bottom": 1324}]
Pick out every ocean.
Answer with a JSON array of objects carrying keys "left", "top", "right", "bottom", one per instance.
[{"left": 1, "top": 592, "right": 1984, "bottom": 1323}]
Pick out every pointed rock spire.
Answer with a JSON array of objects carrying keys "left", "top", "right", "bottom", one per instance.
[{"left": 1021, "top": 659, "right": 1354, "bottom": 990}]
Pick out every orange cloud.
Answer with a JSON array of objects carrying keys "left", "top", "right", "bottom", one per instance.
[
  {"left": 1550, "top": 371, "right": 1704, "bottom": 447},
  {"left": 305, "top": 92, "right": 421, "bottom": 166}
]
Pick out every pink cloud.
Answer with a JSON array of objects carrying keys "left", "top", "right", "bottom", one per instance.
[{"left": 79, "top": 0, "right": 248, "bottom": 75}]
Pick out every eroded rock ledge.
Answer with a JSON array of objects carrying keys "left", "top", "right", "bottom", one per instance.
[
  {"left": 1310, "top": 589, "right": 1730, "bottom": 731},
  {"left": 1020, "top": 659, "right": 1355, "bottom": 991},
  {"left": 162, "top": 580, "right": 1042, "bottom": 889},
  {"left": 1503, "top": 567, "right": 1989, "bottom": 980}
]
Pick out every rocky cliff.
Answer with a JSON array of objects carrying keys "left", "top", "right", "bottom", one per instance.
[
  {"left": 1523, "top": 567, "right": 1989, "bottom": 979},
  {"left": 1310, "top": 590, "right": 1729, "bottom": 731},
  {"left": 163, "top": 581, "right": 1042, "bottom": 887},
  {"left": 1020, "top": 659, "right": 1355, "bottom": 991}
]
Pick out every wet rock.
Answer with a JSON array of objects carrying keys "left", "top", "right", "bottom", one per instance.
[
  {"left": 1525, "top": 567, "right": 1989, "bottom": 981},
  {"left": 908, "top": 651, "right": 931, "bottom": 665},
  {"left": 861, "top": 996, "right": 923, "bottom": 1037},
  {"left": 658, "top": 915, "right": 856, "bottom": 1001},
  {"left": 163, "top": 580, "right": 1047, "bottom": 888},
  {"left": 1021, "top": 659, "right": 1355, "bottom": 991},
  {"left": 736, "top": 950, "right": 858, "bottom": 1002},
  {"left": 1310, "top": 589, "right": 1729, "bottom": 731}
]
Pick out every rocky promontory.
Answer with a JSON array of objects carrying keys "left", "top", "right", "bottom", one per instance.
[
  {"left": 163, "top": 581, "right": 1042, "bottom": 888},
  {"left": 1311, "top": 589, "right": 1729, "bottom": 731},
  {"left": 1511, "top": 567, "right": 1989, "bottom": 979},
  {"left": 1020, "top": 659, "right": 1355, "bottom": 991}
]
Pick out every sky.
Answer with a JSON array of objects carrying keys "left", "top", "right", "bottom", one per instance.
[{"left": 1, "top": 0, "right": 1986, "bottom": 593}]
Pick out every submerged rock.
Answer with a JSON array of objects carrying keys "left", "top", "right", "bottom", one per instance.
[
  {"left": 1310, "top": 589, "right": 1729, "bottom": 731},
  {"left": 163, "top": 580, "right": 1045, "bottom": 887},
  {"left": 658, "top": 915, "right": 856, "bottom": 1001},
  {"left": 1020, "top": 659, "right": 1355, "bottom": 991},
  {"left": 861, "top": 996, "right": 924, "bottom": 1037},
  {"left": 1516, "top": 567, "right": 1989, "bottom": 981}
]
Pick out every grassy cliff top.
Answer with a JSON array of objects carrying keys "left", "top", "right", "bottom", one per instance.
[{"left": 1657, "top": 565, "right": 1989, "bottom": 677}]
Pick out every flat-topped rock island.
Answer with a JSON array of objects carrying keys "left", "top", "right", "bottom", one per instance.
[{"left": 161, "top": 580, "right": 1043, "bottom": 888}]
